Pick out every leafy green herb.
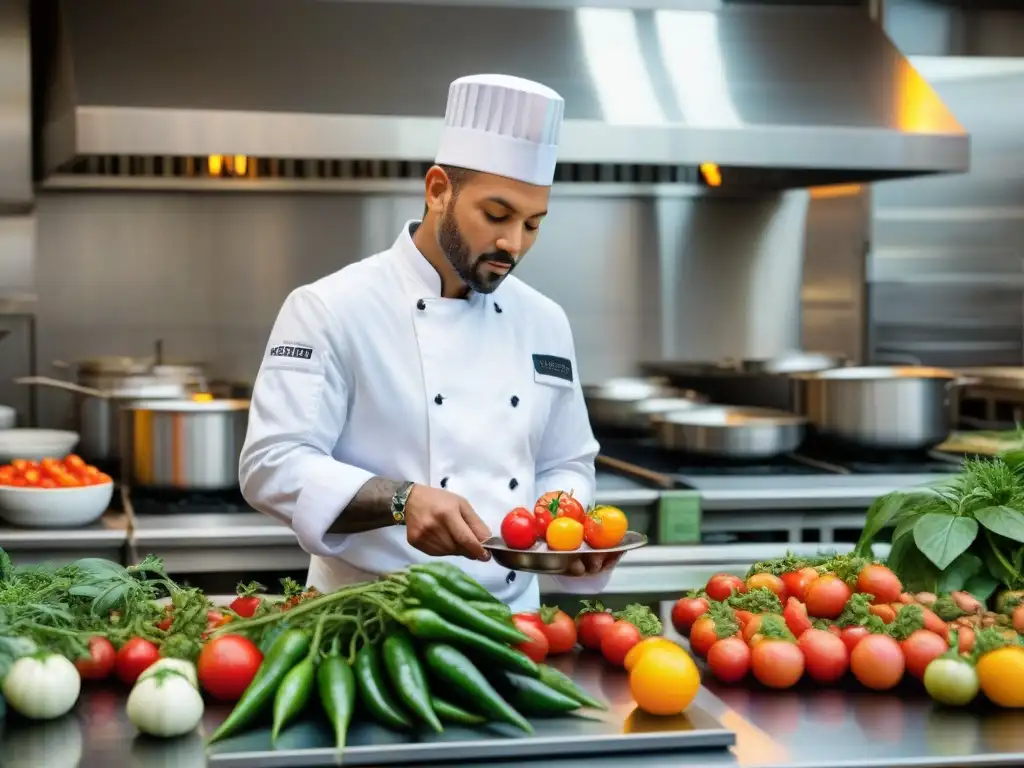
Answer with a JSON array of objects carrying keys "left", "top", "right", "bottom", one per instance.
[
  {"left": 932, "top": 596, "right": 966, "bottom": 621},
  {"left": 613, "top": 604, "right": 662, "bottom": 638},
  {"left": 886, "top": 604, "right": 924, "bottom": 641},
  {"left": 705, "top": 602, "right": 740, "bottom": 639},
  {"left": 727, "top": 588, "right": 782, "bottom": 615},
  {"left": 835, "top": 593, "right": 885, "bottom": 632},
  {"left": 756, "top": 614, "right": 794, "bottom": 642},
  {"left": 744, "top": 552, "right": 828, "bottom": 578}
]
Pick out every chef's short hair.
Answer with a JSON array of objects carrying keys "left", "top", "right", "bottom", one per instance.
[{"left": 424, "top": 165, "right": 476, "bottom": 216}]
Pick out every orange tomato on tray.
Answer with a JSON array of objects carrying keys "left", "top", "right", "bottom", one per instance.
[
  {"left": 0, "top": 454, "right": 111, "bottom": 489},
  {"left": 584, "top": 505, "right": 628, "bottom": 549}
]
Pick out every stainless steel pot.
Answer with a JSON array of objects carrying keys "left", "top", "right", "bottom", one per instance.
[
  {"left": 120, "top": 399, "right": 249, "bottom": 490},
  {"left": 721, "top": 352, "right": 848, "bottom": 374},
  {"left": 651, "top": 405, "right": 807, "bottom": 459},
  {"left": 583, "top": 377, "right": 705, "bottom": 431},
  {"left": 791, "top": 366, "right": 972, "bottom": 451},
  {"left": 16, "top": 359, "right": 206, "bottom": 466}
]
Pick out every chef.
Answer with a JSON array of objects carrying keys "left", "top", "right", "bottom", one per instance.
[{"left": 239, "top": 74, "right": 617, "bottom": 613}]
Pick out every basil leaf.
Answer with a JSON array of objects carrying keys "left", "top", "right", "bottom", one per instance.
[
  {"left": 936, "top": 552, "right": 983, "bottom": 593},
  {"left": 974, "top": 505, "right": 1024, "bottom": 544},
  {"left": 856, "top": 493, "right": 909, "bottom": 555},
  {"left": 886, "top": 534, "right": 939, "bottom": 593},
  {"left": 963, "top": 572, "right": 1001, "bottom": 603},
  {"left": 892, "top": 513, "right": 920, "bottom": 542},
  {"left": 913, "top": 513, "right": 979, "bottom": 570}
]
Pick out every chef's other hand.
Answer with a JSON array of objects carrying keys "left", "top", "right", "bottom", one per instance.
[
  {"left": 565, "top": 552, "right": 622, "bottom": 577},
  {"left": 405, "top": 484, "right": 492, "bottom": 562}
]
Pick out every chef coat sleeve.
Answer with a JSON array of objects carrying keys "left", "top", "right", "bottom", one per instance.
[
  {"left": 533, "top": 313, "right": 613, "bottom": 595},
  {"left": 239, "top": 285, "right": 376, "bottom": 557}
]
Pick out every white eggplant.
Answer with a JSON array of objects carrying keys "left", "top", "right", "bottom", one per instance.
[
  {"left": 1, "top": 653, "right": 81, "bottom": 720},
  {"left": 127, "top": 669, "right": 204, "bottom": 738},
  {"left": 136, "top": 657, "right": 198, "bottom": 689}
]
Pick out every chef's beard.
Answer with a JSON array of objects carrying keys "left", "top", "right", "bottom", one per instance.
[{"left": 437, "top": 202, "right": 515, "bottom": 294}]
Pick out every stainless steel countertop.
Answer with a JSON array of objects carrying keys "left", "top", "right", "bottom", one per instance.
[
  {"left": 686, "top": 472, "right": 953, "bottom": 511},
  {"left": 2, "top": 652, "right": 1020, "bottom": 768},
  {"left": 0, "top": 511, "right": 129, "bottom": 549}
]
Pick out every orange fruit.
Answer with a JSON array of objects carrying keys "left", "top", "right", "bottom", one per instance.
[
  {"left": 629, "top": 646, "right": 700, "bottom": 716},
  {"left": 624, "top": 637, "right": 682, "bottom": 672},
  {"left": 977, "top": 647, "right": 1024, "bottom": 708}
]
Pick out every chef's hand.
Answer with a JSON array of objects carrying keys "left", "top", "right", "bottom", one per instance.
[
  {"left": 404, "top": 484, "right": 492, "bottom": 562},
  {"left": 565, "top": 552, "right": 622, "bottom": 577}
]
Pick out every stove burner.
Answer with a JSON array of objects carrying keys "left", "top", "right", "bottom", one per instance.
[{"left": 128, "top": 487, "right": 252, "bottom": 515}]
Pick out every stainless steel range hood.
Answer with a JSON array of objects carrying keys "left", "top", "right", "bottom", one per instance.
[{"left": 39, "top": 0, "right": 969, "bottom": 189}]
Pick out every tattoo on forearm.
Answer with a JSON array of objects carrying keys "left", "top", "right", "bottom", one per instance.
[{"left": 328, "top": 476, "right": 403, "bottom": 533}]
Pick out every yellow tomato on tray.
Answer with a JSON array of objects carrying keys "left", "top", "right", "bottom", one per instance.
[
  {"left": 584, "top": 505, "right": 628, "bottom": 549},
  {"left": 545, "top": 517, "right": 584, "bottom": 550}
]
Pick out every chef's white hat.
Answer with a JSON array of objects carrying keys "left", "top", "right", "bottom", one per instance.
[{"left": 434, "top": 74, "right": 565, "bottom": 187}]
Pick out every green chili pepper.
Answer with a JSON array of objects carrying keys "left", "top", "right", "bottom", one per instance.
[
  {"left": 468, "top": 600, "right": 513, "bottom": 624},
  {"left": 536, "top": 664, "right": 607, "bottom": 710},
  {"left": 430, "top": 695, "right": 486, "bottom": 726},
  {"left": 402, "top": 608, "right": 539, "bottom": 677},
  {"left": 405, "top": 571, "right": 528, "bottom": 645},
  {"left": 208, "top": 628, "right": 311, "bottom": 744},
  {"left": 353, "top": 642, "right": 412, "bottom": 731},
  {"left": 492, "top": 671, "right": 582, "bottom": 715},
  {"left": 318, "top": 645, "right": 356, "bottom": 754},
  {"left": 410, "top": 562, "right": 498, "bottom": 603},
  {"left": 272, "top": 656, "right": 315, "bottom": 743},
  {"left": 382, "top": 632, "right": 443, "bottom": 733},
  {"left": 422, "top": 643, "right": 532, "bottom": 734}
]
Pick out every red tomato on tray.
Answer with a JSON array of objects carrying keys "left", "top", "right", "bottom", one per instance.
[
  {"left": 500, "top": 508, "right": 537, "bottom": 550},
  {"left": 535, "top": 490, "right": 586, "bottom": 524}
]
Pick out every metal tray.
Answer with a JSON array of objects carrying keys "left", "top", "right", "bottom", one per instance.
[
  {"left": 207, "top": 652, "right": 735, "bottom": 767},
  {"left": 482, "top": 531, "right": 649, "bottom": 574}
]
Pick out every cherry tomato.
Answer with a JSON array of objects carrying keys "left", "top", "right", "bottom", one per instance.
[
  {"left": 734, "top": 609, "right": 756, "bottom": 629},
  {"left": 114, "top": 637, "right": 161, "bottom": 684},
  {"left": 804, "top": 574, "right": 852, "bottom": 619},
  {"left": 705, "top": 573, "right": 746, "bottom": 602},
  {"left": 583, "top": 505, "right": 628, "bottom": 549},
  {"left": 840, "top": 625, "right": 871, "bottom": 653},
  {"left": 155, "top": 606, "right": 173, "bottom": 632},
  {"left": 512, "top": 616, "right": 550, "bottom": 662},
  {"left": 545, "top": 517, "right": 584, "bottom": 551},
  {"left": 690, "top": 616, "right": 735, "bottom": 657},
  {"left": 535, "top": 490, "right": 586, "bottom": 524},
  {"left": 797, "top": 628, "right": 849, "bottom": 683},
  {"left": 75, "top": 636, "right": 117, "bottom": 681},
  {"left": 868, "top": 604, "right": 897, "bottom": 624},
  {"left": 751, "top": 640, "right": 805, "bottom": 689},
  {"left": 671, "top": 596, "right": 710, "bottom": 636},
  {"left": 919, "top": 606, "right": 948, "bottom": 636},
  {"left": 782, "top": 597, "right": 813, "bottom": 638},
  {"left": 780, "top": 567, "right": 819, "bottom": 603},
  {"left": 501, "top": 508, "right": 538, "bottom": 550},
  {"left": 707, "top": 636, "right": 751, "bottom": 683},
  {"left": 923, "top": 656, "right": 980, "bottom": 706},
  {"left": 901, "top": 629, "right": 949, "bottom": 679},
  {"left": 535, "top": 608, "right": 577, "bottom": 654},
  {"left": 64, "top": 454, "right": 86, "bottom": 470},
  {"left": 856, "top": 564, "right": 903, "bottom": 605},
  {"left": 850, "top": 633, "right": 905, "bottom": 690},
  {"left": 741, "top": 614, "right": 782, "bottom": 645},
  {"left": 745, "top": 572, "right": 788, "bottom": 602},
  {"left": 1014, "top": 604, "right": 1024, "bottom": 634},
  {"left": 600, "top": 620, "right": 642, "bottom": 666},
  {"left": 955, "top": 625, "right": 975, "bottom": 654},
  {"left": 577, "top": 609, "right": 616, "bottom": 650},
  {"left": 231, "top": 595, "right": 262, "bottom": 619},
  {"left": 198, "top": 634, "right": 264, "bottom": 701}
]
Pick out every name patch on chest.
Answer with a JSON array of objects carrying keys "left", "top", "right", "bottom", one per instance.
[
  {"left": 269, "top": 344, "right": 314, "bottom": 360},
  {"left": 533, "top": 354, "right": 573, "bottom": 383}
]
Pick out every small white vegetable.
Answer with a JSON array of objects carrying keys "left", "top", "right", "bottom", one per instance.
[
  {"left": 136, "top": 657, "right": 198, "bottom": 689},
  {"left": 127, "top": 669, "right": 204, "bottom": 738},
  {"left": 1, "top": 653, "right": 81, "bottom": 720}
]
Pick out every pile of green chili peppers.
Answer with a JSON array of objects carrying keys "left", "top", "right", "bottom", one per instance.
[{"left": 206, "top": 562, "right": 607, "bottom": 753}]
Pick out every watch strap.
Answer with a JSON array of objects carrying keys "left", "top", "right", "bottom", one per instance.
[{"left": 391, "top": 481, "right": 414, "bottom": 525}]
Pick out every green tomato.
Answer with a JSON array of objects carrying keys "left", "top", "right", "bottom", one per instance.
[{"left": 923, "top": 657, "right": 979, "bottom": 707}]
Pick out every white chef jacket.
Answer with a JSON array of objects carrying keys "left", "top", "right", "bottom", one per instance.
[{"left": 239, "top": 221, "right": 610, "bottom": 612}]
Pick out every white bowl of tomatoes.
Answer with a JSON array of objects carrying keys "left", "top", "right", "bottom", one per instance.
[
  {"left": 487, "top": 490, "right": 646, "bottom": 574},
  {"left": 0, "top": 455, "right": 114, "bottom": 528}
]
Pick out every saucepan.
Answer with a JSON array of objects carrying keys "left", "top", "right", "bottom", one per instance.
[
  {"left": 583, "top": 377, "right": 707, "bottom": 432},
  {"left": 650, "top": 405, "right": 808, "bottom": 460},
  {"left": 790, "top": 366, "right": 979, "bottom": 451}
]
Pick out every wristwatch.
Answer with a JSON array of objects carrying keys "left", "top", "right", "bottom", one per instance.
[{"left": 390, "top": 481, "right": 415, "bottom": 525}]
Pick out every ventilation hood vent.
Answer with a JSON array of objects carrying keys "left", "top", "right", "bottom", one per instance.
[{"left": 39, "top": 0, "right": 970, "bottom": 190}]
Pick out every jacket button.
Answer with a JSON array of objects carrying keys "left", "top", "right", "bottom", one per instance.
[
  {"left": 494, "top": 303, "right": 503, "bottom": 314},
  {"left": 416, "top": 299, "right": 426, "bottom": 311},
  {"left": 506, "top": 571, "right": 516, "bottom": 584},
  {"left": 510, "top": 395, "right": 519, "bottom": 407},
  {"left": 434, "top": 394, "right": 444, "bottom": 405},
  {"left": 440, "top": 477, "right": 448, "bottom": 488},
  {"left": 509, "top": 478, "right": 519, "bottom": 490}
]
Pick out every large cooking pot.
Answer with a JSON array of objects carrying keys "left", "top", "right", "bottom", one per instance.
[
  {"left": 583, "top": 377, "right": 705, "bottom": 431},
  {"left": 791, "top": 366, "right": 973, "bottom": 451},
  {"left": 120, "top": 399, "right": 249, "bottom": 490},
  {"left": 16, "top": 358, "right": 206, "bottom": 466},
  {"left": 650, "top": 405, "right": 807, "bottom": 460}
]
